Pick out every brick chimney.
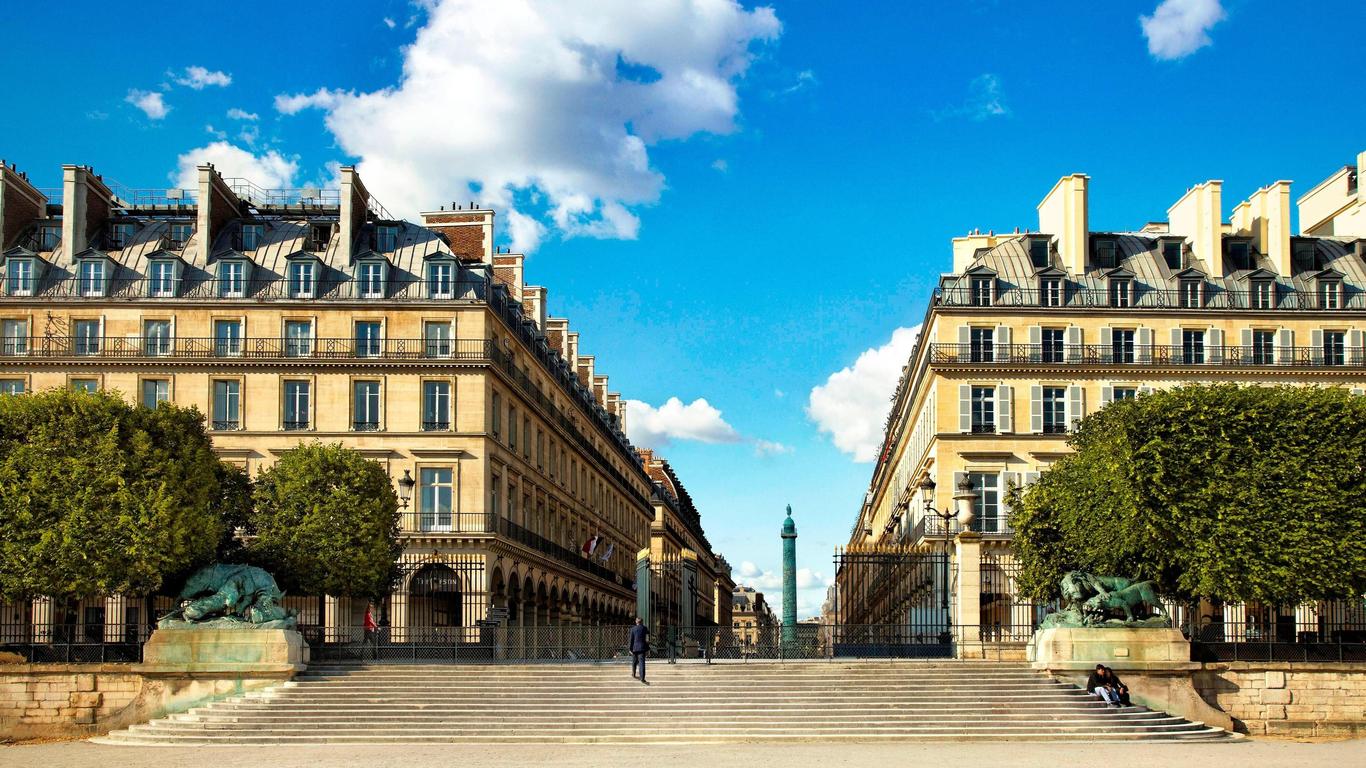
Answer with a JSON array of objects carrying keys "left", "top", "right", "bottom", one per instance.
[
  {"left": 576, "top": 355, "right": 595, "bottom": 389},
  {"left": 593, "top": 375, "right": 609, "bottom": 407},
  {"left": 492, "top": 252, "right": 524, "bottom": 301},
  {"left": 419, "top": 204, "right": 493, "bottom": 263},
  {"left": 0, "top": 161, "right": 47, "bottom": 250},
  {"left": 1231, "top": 181, "right": 1293, "bottom": 275},
  {"left": 1167, "top": 181, "right": 1223, "bottom": 273},
  {"left": 196, "top": 164, "right": 243, "bottom": 266},
  {"left": 523, "top": 285, "right": 547, "bottom": 330},
  {"left": 1036, "top": 174, "right": 1089, "bottom": 274},
  {"left": 545, "top": 317, "right": 570, "bottom": 357},
  {"left": 61, "top": 165, "right": 115, "bottom": 255}
]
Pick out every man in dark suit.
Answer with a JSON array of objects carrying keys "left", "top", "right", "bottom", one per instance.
[{"left": 629, "top": 617, "right": 650, "bottom": 683}]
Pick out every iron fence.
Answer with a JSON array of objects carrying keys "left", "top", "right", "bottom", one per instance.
[{"left": 1185, "top": 618, "right": 1366, "bottom": 662}]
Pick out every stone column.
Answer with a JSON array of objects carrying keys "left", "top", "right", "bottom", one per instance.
[
  {"left": 955, "top": 531, "right": 982, "bottom": 659},
  {"left": 780, "top": 506, "right": 798, "bottom": 647},
  {"left": 635, "top": 549, "right": 651, "bottom": 627},
  {"left": 104, "top": 594, "right": 127, "bottom": 643}
]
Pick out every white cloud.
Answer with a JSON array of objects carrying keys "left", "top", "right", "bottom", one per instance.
[
  {"left": 274, "top": 88, "right": 350, "bottom": 115},
  {"left": 933, "top": 74, "right": 1008, "bottom": 121},
  {"left": 275, "top": 0, "right": 780, "bottom": 246},
  {"left": 625, "top": 397, "right": 742, "bottom": 447},
  {"left": 227, "top": 108, "right": 259, "bottom": 121},
  {"left": 711, "top": 158, "right": 729, "bottom": 173},
  {"left": 807, "top": 324, "right": 921, "bottom": 463},
  {"left": 1140, "top": 0, "right": 1226, "bottom": 60},
  {"left": 171, "top": 142, "right": 299, "bottom": 190},
  {"left": 383, "top": 16, "right": 397, "bottom": 29},
  {"left": 735, "top": 563, "right": 830, "bottom": 617},
  {"left": 126, "top": 90, "right": 170, "bottom": 120},
  {"left": 175, "top": 66, "right": 233, "bottom": 89}
]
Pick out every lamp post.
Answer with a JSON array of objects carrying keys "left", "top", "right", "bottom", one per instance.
[
  {"left": 919, "top": 476, "right": 978, "bottom": 645},
  {"left": 397, "top": 469, "right": 415, "bottom": 511}
]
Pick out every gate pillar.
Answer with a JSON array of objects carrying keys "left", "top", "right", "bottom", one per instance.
[
  {"left": 635, "top": 549, "right": 651, "bottom": 627},
  {"left": 955, "top": 532, "right": 982, "bottom": 659}
]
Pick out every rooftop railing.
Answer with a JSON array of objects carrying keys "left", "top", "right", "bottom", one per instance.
[
  {"left": 938, "top": 285, "right": 1366, "bottom": 311},
  {"left": 930, "top": 343, "right": 1365, "bottom": 369}
]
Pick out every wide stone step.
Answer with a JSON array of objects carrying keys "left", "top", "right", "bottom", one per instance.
[{"left": 169, "top": 713, "right": 1179, "bottom": 728}]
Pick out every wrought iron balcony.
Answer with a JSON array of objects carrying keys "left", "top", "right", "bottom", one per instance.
[
  {"left": 913, "top": 514, "right": 1014, "bottom": 542},
  {"left": 0, "top": 335, "right": 495, "bottom": 362},
  {"left": 930, "top": 343, "right": 1365, "bottom": 369},
  {"left": 937, "top": 285, "right": 1366, "bottom": 311},
  {"left": 0, "top": 276, "right": 491, "bottom": 303}
]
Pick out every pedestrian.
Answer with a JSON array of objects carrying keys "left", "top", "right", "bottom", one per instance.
[
  {"left": 1104, "top": 666, "right": 1131, "bottom": 706},
  {"left": 1085, "top": 663, "right": 1120, "bottom": 706},
  {"left": 363, "top": 603, "right": 379, "bottom": 660},
  {"left": 629, "top": 617, "right": 650, "bottom": 683}
]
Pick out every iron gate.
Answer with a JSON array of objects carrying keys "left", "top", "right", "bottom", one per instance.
[{"left": 833, "top": 548, "right": 955, "bottom": 658}]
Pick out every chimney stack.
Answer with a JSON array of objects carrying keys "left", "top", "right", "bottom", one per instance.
[
  {"left": 1166, "top": 180, "right": 1223, "bottom": 273},
  {"left": 61, "top": 165, "right": 114, "bottom": 255},
  {"left": 1036, "top": 174, "right": 1089, "bottom": 274},
  {"left": 0, "top": 161, "right": 47, "bottom": 250},
  {"left": 339, "top": 166, "right": 370, "bottom": 264},
  {"left": 196, "top": 164, "right": 243, "bottom": 266},
  {"left": 492, "top": 252, "right": 525, "bottom": 301},
  {"left": 1231, "top": 181, "right": 1293, "bottom": 275},
  {"left": 1297, "top": 150, "right": 1366, "bottom": 238},
  {"left": 523, "top": 285, "right": 547, "bottom": 330}
]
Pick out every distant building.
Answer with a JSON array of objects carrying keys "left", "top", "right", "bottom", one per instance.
[{"left": 731, "top": 586, "right": 776, "bottom": 648}]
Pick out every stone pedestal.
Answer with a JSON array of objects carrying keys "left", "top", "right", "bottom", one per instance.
[
  {"left": 1029, "top": 626, "right": 1233, "bottom": 732},
  {"left": 135, "top": 627, "right": 307, "bottom": 676}
]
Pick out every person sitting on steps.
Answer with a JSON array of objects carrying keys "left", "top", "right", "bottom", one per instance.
[
  {"left": 1104, "top": 666, "right": 1131, "bottom": 706},
  {"left": 1085, "top": 664, "right": 1121, "bottom": 707}
]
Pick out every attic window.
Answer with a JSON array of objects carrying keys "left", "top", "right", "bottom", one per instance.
[
  {"left": 1161, "top": 241, "right": 1183, "bottom": 270},
  {"left": 1109, "top": 277, "right": 1132, "bottom": 308},
  {"left": 168, "top": 222, "right": 194, "bottom": 249},
  {"left": 239, "top": 223, "right": 265, "bottom": 251},
  {"left": 1318, "top": 279, "right": 1342, "bottom": 310},
  {"left": 969, "top": 276, "right": 993, "bottom": 307},
  {"left": 1179, "top": 279, "right": 1203, "bottom": 308},
  {"left": 1292, "top": 240, "right": 1319, "bottom": 273},
  {"left": 1039, "top": 277, "right": 1064, "bottom": 307},
  {"left": 1028, "top": 238, "right": 1049, "bottom": 270},
  {"left": 309, "top": 222, "right": 333, "bottom": 251},
  {"left": 109, "top": 222, "right": 137, "bottom": 249},
  {"left": 35, "top": 224, "right": 60, "bottom": 251},
  {"left": 1224, "top": 240, "right": 1252, "bottom": 271},
  {"left": 1350, "top": 170, "right": 1359, "bottom": 195},
  {"left": 5, "top": 258, "right": 34, "bottom": 296},
  {"left": 375, "top": 225, "right": 399, "bottom": 253},
  {"left": 1092, "top": 239, "right": 1117, "bottom": 269},
  {"left": 1250, "top": 279, "right": 1275, "bottom": 309}
]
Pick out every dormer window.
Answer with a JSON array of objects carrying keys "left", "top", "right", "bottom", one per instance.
[
  {"left": 1092, "top": 238, "right": 1118, "bottom": 269},
  {"left": 375, "top": 225, "right": 399, "bottom": 253},
  {"left": 1161, "top": 240, "right": 1183, "bottom": 270},
  {"left": 1179, "top": 279, "right": 1203, "bottom": 308},
  {"left": 1319, "top": 279, "right": 1342, "bottom": 310},
  {"left": 1040, "top": 277, "right": 1064, "bottom": 307},
  {"left": 219, "top": 260, "right": 247, "bottom": 298},
  {"left": 288, "top": 260, "right": 317, "bottom": 298},
  {"left": 1250, "top": 279, "right": 1275, "bottom": 309},
  {"left": 35, "top": 224, "right": 60, "bottom": 251},
  {"left": 1028, "top": 238, "right": 1049, "bottom": 270},
  {"left": 969, "top": 276, "right": 993, "bottom": 307},
  {"left": 78, "top": 259, "right": 107, "bottom": 297},
  {"left": 428, "top": 261, "right": 455, "bottom": 299},
  {"left": 168, "top": 222, "right": 194, "bottom": 249},
  {"left": 1292, "top": 240, "right": 1319, "bottom": 273},
  {"left": 148, "top": 260, "right": 178, "bottom": 298},
  {"left": 108, "top": 222, "right": 137, "bottom": 249},
  {"left": 239, "top": 223, "right": 265, "bottom": 251},
  {"left": 309, "top": 222, "right": 334, "bottom": 251},
  {"left": 357, "top": 260, "right": 387, "bottom": 299},
  {"left": 1109, "top": 278, "right": 1131, "bottom": 308},
  {"left": 5, "top": 258, "right": 34, "bottom": 296}
]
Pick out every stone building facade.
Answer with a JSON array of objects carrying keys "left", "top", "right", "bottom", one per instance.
[
  {"left": 840, "top": 152, "right": 1366, "bottom": 641},
  {"left": 0, "top": 159, "right": 727, "bottom": 649},
  {"left": 731, "top": 586, "right": 776, "bottom": 648}
]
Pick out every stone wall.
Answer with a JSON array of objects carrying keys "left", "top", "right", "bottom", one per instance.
[
  {"left": 1194, "top": 662, "right": 1366, "bottom": 738},
  {"left": 0, "top": 664, "right": 284, "bottom": 742}
]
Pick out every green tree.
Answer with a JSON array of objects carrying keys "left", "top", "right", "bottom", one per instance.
[
  {"left": 246, "top": 442, "right": 401, "bottom": 599},
  {"left": 0, "top": 389, "right": 232, "bottom": 601},
  {"left": 1010, "top": 384, "right": 1366, "bottom": 604}
]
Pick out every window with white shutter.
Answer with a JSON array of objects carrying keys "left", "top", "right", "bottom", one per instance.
[
  {"left": 996, "top": 385, "right": 1013, "bottom": 433},
  {"left": 1029, "top": 385, "right": 1044, "bottom": 433},
  {"left": 1066, "top": 385, "right": 1084, "bottom": 429}
]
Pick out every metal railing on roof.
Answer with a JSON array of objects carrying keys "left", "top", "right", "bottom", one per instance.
[
  {"left": 225, "top": 178, "right": 341, "bottom": 208},
  {"left": 106, "top": 181, "right": 198, "bottom": 210}
]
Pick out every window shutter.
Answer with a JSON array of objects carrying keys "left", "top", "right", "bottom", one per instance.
[
  {"left": 1030, "top": 385, "right": 1043, "bottom": 433},
  {"left": 1311, "top": 329, "right": 1324, "bottom": 365},
  {"left": 1100, "top": 384, "right": 1113, "bottom": 406},
  {"left": 1066, "top": 385, "right": 1084, "bottom": 428},
  {"left": 1028, "top": 325, "right": 1041, "bottom": 362},
  {"left": 996, "top": 385, "right": 1013, "bottom": 433},
  {"left": 1001, "top": 471, "right": 1022, "bottom": 515},
  {"left": 1136, "top": 327, "right": 1152, "bottom": 363},
  {"left": 1099, "top": 327, "right": 1112, "bottom": 362},
  {"left": 1170, "top": 327, "right": 1182, "bottom": 350},
  {"left": 995, "top": 326, "right": 1011, "bottom": 360},
  {"left": 1138, "top": 385, "right": 1155, "bottom": 396},
  {"left": 1350, "top": 330, "right": 1364, "bottom": 365},
  {"left": 1276, "top": 328, "right": 1293, "bottom": 364},
  {"left": 958, "top": 385, "right": 972, "bottom": 433},
  {"left": 1240, "top": 328, "right": 1252, "bottom": 355},
  {"left": 1023, "top": 471, "right": 1041, "bottom": 486},
  {"left": 1066, "top": 326, "right": 1082, "bottom": 363},
  {"left": 1207, "top": 328, "right": 1223, "bottom": 364},
  {"left": 958, "top": 325, "right": 970, "bottom": 362},
  {"left": 1352, "top": 388, "right": 1365, "bottom": 397}
]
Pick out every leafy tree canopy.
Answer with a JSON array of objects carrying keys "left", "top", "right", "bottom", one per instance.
[
  {"left": 0, "top": 389, "right": 231, "bottom": 601},
  {"left": 1009, "top": 384, "right": 1366, "bottom": 604},
  {"left": 246, "top": 442, "right": 401, "bottom": 599}
]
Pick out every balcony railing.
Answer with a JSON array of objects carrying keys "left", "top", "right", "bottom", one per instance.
[
  {"left": 916, "top": 514, "right": 1014, "bottom": 540},
  {"left": 0, "top": 336, "right": 495, "bottom": 362},
  {"left": 938, "top": 286, "right": 1366, "bottom": 311},
  {"left": 0, "top": 277, "right": 491, "bottom": 303},
  {"left": 930, "top": 343, "right": 1365, "bottom": 369}
]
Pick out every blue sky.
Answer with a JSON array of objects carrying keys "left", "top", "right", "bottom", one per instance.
[{"left": 3, "top": 0, "right": 1364, "bottom": 616}]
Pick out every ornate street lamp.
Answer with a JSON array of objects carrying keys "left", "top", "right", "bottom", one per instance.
[
  {"left": 919, "top": 476, "right": 978, "bottom": 645},
  {"left": 397, "top": 469, "right": 416, "bottom": 511}
]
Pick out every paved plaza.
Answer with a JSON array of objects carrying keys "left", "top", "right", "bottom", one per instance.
[{"left": 5, "top": 740, "right": 1366, "bottom": 768}]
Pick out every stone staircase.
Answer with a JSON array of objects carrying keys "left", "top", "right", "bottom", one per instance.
[{"left": 97, "top": 661, "right": 1233, "bottom": 744}]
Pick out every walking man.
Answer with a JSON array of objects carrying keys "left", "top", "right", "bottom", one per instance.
[{"left": 629, "top": 617, "right": 650, "bottom": 683}]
